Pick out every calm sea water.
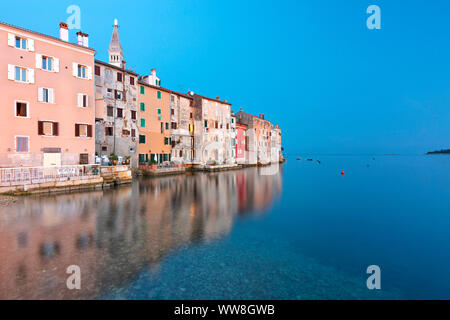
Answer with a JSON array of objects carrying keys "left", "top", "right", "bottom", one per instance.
[{"left": 0, "top": 155, "right": 449, "bottom": 299}]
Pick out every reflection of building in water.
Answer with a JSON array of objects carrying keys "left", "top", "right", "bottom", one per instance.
[{"left": 0, "top": 167, "right": 282, "bottom": 299}]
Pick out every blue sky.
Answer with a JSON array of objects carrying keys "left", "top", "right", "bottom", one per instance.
[{"left": 3, "top": 0, "right": 449, "bottom": 154}]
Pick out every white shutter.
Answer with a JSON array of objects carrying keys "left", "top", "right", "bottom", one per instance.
[
  {"left": 7, "top": 64, "right": 15, "bottom": 80},
  {"left": 73, "top": 63, "right": 78, "bottom": 77},
  {"left": 38, "top": 88, "right": 43, "bottom": 102},
  {"left": 27, "top": 39, "right": 34, "bottom": 51},
  {"left": 28, "top": 69, "right": 35, "bottom": 84},
  {"left": 8, "top": 33, "right": 15, "bottom": 47},
  {"left": 49, "top": 89, "right": 55, "bottom": 104},
  {"left": 85, "top": 94, "right": 89, "bottom": 107},
  {"left": 77, "top": 93, "right": 82, "bottom": 107},
  {"left": 87, "top": 66, "right": 92, "bottom": 80},
  {"left": 53, "top": 58, "right": 60, "bottom": 72},
  {"left": 35, "top": 54, "right": 42, "bottom": 69}
]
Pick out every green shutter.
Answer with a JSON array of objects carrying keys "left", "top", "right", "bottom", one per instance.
[
  {"left": 140, "top": 86, "right": 145, "bottom": 94},
  {"left": 140, "top": 118, "right": 145, "bottom": 128},
  {"left": 157, "top": 108, "right": 161, "bottom": 114},
  {"left": 157, "top": 91, "right": 161, "bottom": 99},
  {"left": 140, "top": 102, "right": 145, "bottom": 111},
  {"left": 139, "top": 135, "right": 146, "bottom": 144},
  {"left": 204, "top": 120, "right": 208, "bottom": 128}
]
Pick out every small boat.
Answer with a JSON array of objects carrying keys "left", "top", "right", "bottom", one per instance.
[
  {"left": 317, "top": 160, "right": 321, "bottom": 164},
  {"left": 297, "top": 158, "right": 301, "bottom": 160},
  {"left": 306, "top": 159, "right": 313, "bottom": 161}
]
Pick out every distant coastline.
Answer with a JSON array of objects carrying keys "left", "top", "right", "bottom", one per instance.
[{"left": 426, "top": 149, "right": 450, "bottom": 155}]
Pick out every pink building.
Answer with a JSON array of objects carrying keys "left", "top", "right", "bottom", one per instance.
[
  {"left": 0, "top": 22, "right": 96, "bottom": 167},
  {"left": 235, "top": 123, "right": 247, "bottom": 164}
]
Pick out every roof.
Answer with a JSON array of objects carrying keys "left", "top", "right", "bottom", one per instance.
[
  {"left": 108, "top": 23, "right": 123, "bottom": 54},
  {"left": 95, "top": 59, "right": 138, "bottom": 76},
  {"left": 0, "top": 21, "right": 96, "bottom": 53},
  {"left": 236, "top": 110, "right": 271, "bottom": 123},
  {"left": 194, "top": 94, "right": 232, "bottom": 106},
  {"left": 137, "top": 80, "right": 194, "bottom": 99}
]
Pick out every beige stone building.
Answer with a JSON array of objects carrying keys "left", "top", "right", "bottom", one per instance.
[
  {"left": 192, "top": 94, "right": 233, "bottom": 165},
  {"left": 94, "top": 20, "right": 139, "bottom": 168},
  {"left": 170, "top": 91, "right": 195, "bottom": 164}
]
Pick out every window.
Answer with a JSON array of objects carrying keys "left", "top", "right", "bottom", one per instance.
[
  {"left": 140, "top": 86, "right": 145, "bottom": 94},
  {"left": 78, "top": 65, "right": 87, "bottom": 78},
  {"left": 15, "top": 36, "right": 27, "bottom": 49},
  {"left": 171, "top": 95, "right": 175, "bottom": 102},
  {"left": 102, "top": 146, "right": 107, "bottom": 151},
  {"left": 140, "top": 103, "right": 145, "bottom": 111},
  {"left": 139, "top": 135, "right": 146, "bottom": 144},
  {"left": 107, "top": 106, "right": 114, "bottom": 117},
  {"left": 140, "top": 118, "right": 145, "bottom": 128},
  {"left": 131, "top": 110, "right": 137, "bottom": 120},
  {"left": 42, "top": 56, "right": 53, "bottom": 71},
  {"left": 75, "top": 124, "right": 92, "bottom": 137},
  {"left": 122, "top": 129, "right": 130, "bottom": 136},
  {"left": 204, "top": 120, "right": 208, "bottom": 128},
  {"left": 130, "top": 77, "right": 135, "bottom": 85},
  {"left": 117, "top": 108, "right": 123, "bottom": 118},
  {"left": 16, "top": 136, "right": 29, "bottom": 152},
  {"left": 171, "top": 122, "right": 177, "bottom": 129},
  {"left": 157, "top": 91, "right": 161, "bottom": 99},
  {"left": 164, "top": 137, "right": 171, "bottom": 145},
  {"left": 79, "top": 154, "right": 89, "bottom": 164},
  {"left": 15, "top": 67, "right": 27, "bottom": 82},
  {"left": 160, "top": 122, "right": 164, "bottom": 133},
  {"left": 77, "top": 94, "right": 88, "bottom": 108},
  {"left": 131, "top": 129, "right": 136, "bottom": 138},
  {"left": 15, "top": 102, "right": 28, "bottom": 118},
  {"left": 165, "top": 122, "right": 169, "bottom": 130},
  {"left": 42, "top": 88, "right": 48, "bottom": 103},
  {"left": 139, "top": 154, "right": 147, "bottom": 163},
  {"left": 38, "top": 88, "right": 54, "bottom": 103},
  {"left": 115, "top": 90, "right": 122, "bottom": 100},
  {"left": 95, "top": 65, "right": 101, "bottom": 76},
  {"left": 117, "top": 73, "right": 122, "bottom": 82},
  {"left": 105, "top": 127, "right": 113, "bottom": 136},
  {"left": 190, "top": 112, "right": 193, "bottom": 119},
  {"left": 38, "top": 121, "right": 58, "bottom": 136},
  {"left": 157, "top": 108, "right": 161, "bottom": 114},
  {"left": 106, "top": 88, "right": 113, "bottom": 98}
]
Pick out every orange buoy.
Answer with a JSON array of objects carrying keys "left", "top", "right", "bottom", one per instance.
[{"left": 341, "top": 170, "right": 345, "bottom": 175}]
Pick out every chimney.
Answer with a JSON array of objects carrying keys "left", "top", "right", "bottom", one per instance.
[
  {"left": 122, "top": 59, "right": 126, "bottom": 69},
  {"left": 59, "top": 22, "right": 69, "bottom": 42},
  {"left": 262, "top": 114, "right": 265, "bottom": 120},
  {"left": 240, "top": 107, "right": 243, "bottom": 112},
  {"left": 82, "top": 33, "right": 89, "bottom": 47},
  {"left": 151, "top": 68, "right": 156, "bottom": 76},
  {"left": 224, "top": 99, "right": 227, "bottom": 103},
  {"left": 216, "top": 96, "right": 220, "bottom": 100},
  {"left": 76, "top": 31, "right": 83, "bottom": 46}
]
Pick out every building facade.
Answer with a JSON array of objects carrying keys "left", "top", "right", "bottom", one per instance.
[
  {"left": 137, "top": 79, "right": 172, "bottom": 164},
  {"left": 0, "top": 22, "right": 95, "bottom": 167},
  {"left": 192, "top": 94, "right": 233, "bottom": 165},
  {"left": 94, "top": 20, "right": 139, "bottom": 168},
  {"left": 235, "top": 122, "right": 248, "bottom": 164},
  {"left": 170, "top": 91, "right": 195, "bottom": 164},
  {"left": 235, "top": 110, "right": 274, "bottom": 165},
  {"left": 271, "top": 124, "right": 282, "bottom": 163}
]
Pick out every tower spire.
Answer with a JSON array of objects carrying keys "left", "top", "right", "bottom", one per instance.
[{"left": 108, "top": 18, "right": 124, "bottom": 68}]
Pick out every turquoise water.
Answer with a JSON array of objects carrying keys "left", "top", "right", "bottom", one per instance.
[{"left": 0, "top": 156, "right": 449, "bottom": 299}]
